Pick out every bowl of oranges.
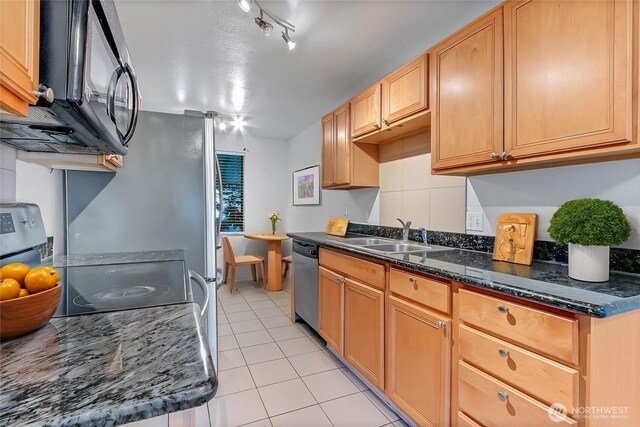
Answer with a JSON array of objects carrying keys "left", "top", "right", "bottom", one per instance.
[{"left": 0, "top": 263, "right": 61, "bottom": 340}]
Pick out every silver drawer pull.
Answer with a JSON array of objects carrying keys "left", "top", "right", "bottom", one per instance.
[
  {"left": 436, "top": 321, "right": 446, "bottom": 329},
  {"left": 497, "top": 392, "right": 509, "bottom": 402},
  {"left": 498, "top": 348, "right": 510, "bottom": 358},
  {"left": 408, "top": 277, "right": 417, "bottom": 284},
  {"left": 497, "top": 304, "right": 509, "bottom": 313}
]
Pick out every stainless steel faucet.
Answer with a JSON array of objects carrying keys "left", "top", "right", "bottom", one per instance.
[{"left": 397, "top": 218, "right": 412, "bottom": 242}]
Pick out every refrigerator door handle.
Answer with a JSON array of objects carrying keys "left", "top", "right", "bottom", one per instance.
[
  {"left": 215, "top": 153, "right": 223, "bottom": 249},
  {"left": 189, "top": 270, "right": 209, "bottom": 318}
]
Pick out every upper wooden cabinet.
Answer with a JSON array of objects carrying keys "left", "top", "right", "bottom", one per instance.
[
  {"left": 432, "top": 0, "right": 639, "bottom": 175},
  {"left": 0, "top": 0, "right": 39, "bottom": 116},
  {"left": 352, "top": 54, "right": 431, "bottom": 144},
  {"left": 382, "top": 54, "right": 429, "bottom": 127},
  {"left": 351, "top": 83, "right": 382, "bottom": 139},
  {"left": 321, "top": 103, "right": 379, "bottom": 190},
  {"left": 321, "top": 112, "right": 335, "bottom": 188},
  {"left": 431, "top": 8, "right": 504, "bottom": 170},
  {"left": 503, "top": 0, "right": 633, "bottom": 158}
]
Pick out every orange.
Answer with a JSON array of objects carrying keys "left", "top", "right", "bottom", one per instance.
[
  {"left": 0, "top": 278, "right": 21, "bottom": 301},
  {"left": 40, "top": 266, "right": 60, "bottom": 283},
  {"left": 24, "top": 267, "right": 58, "bottom": 294},
  {"left": 0, "top": 263, "right": 30, "bottom": 286},
  {"left": 19, "top": 288, "right": 29, "bottom": 298}
]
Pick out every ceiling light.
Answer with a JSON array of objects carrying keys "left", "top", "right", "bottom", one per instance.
[
  {"left": 240, "top": 0, "right": 297, "bottom": 50},
  {"left": 218, "top": 120, "right": 226, "bottom": 131},
  {"left": 282, "top": 29, "right": 296, "bottom": 51},
  {"left": 232, "top": 116, "right": 245, "bottom": 129},
  {"left": 255, "top": 12, "right": 273, "bottom": 36},
  {"left": 237, "top": 0, "right": 252, "bottom": 13}
]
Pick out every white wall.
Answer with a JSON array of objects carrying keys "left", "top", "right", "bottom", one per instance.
[
  {"left": 466, "top": 158, "right": 640, "bottom": 249},
  {"left": 285, "top": 120, "right": 379, "bottom": 232},
  {"left": 215, "top": 131, "right": 291, "bottom": 280},
  {"left": 0, "top": 144, "right": 65, "bottom": 255}
]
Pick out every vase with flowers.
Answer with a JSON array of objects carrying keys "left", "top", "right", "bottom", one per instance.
[{"left": 268, "top": 212, "right": 281, "bottom": 235}]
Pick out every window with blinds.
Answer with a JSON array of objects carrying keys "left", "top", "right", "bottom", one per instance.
[{"left": 217, "top": 152, "right": 245, "bottom": 233}]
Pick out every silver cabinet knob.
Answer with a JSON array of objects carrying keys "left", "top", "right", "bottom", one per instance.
[
  {"left": 35, "top": 84, "right": 54, "bottom": 103},
  {"left": 373, "top": 122, "right": 380, "bottom": 129},
  {"left": 498, "top": 348, "right": 510, "bottom": 358},
  {"left": 498, "top": 305, "right": 509, "bottom": 313},
  {"left": 500, "top": 152, "right": 510, "bottom": 160},
  {"left": 382, "top": 118, "right": 389, "bottom": 125},
  {"left": 497, "top": 392, "right": 509, "bottom": 402},
  {"left": 490, "top": 152, "right": 499, "bottom": 159},
  {"left": 408, "top": 277, "right": 417, "bottom": 284},
  {"left": 436, "top": 321, "right": 446, "bottom": 329}
]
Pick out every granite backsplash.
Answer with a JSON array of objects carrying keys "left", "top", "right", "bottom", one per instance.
[{"left": 347, "top": 223, "right": 640, "bottom": 275}]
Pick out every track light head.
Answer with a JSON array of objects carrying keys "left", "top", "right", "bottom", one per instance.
[
  {"left": 281, "top": 29, "right": 296, "bottom": 50},
  {"left": 237, "top": 0, "right": 252, "bottom": 13},
  {"left": 254, "top": 13, "right": 273, "bottom": 36}
]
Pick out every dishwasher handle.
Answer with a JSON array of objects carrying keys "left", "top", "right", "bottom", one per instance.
[
  {"left": 189, "top": 270, "right": 209, "bottom": 318},
  {"left": 293, "top": 240, "right": 319, "bottom": 258}
]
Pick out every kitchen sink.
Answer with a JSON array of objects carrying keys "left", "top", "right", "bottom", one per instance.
[
  {"left": 360, "top": 243, "right": 438, "bottom": 254},
  {"left": 340, "top": 238, "right": 393, "bottom": 245}
]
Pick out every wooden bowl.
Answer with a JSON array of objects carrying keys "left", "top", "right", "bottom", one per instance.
[{"left": 0, "top": 283, "right": 61, "bottom": 340}]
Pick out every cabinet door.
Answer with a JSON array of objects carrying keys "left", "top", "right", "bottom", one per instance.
[
  {"left": 333, "top": 103, "right": 351, "bottom": 186},
  {"left": 321, "top": 113, "right": 335, "bottom": 188},
  {"left": 431, "top": 8, "right": 503, "bottom": 170},
  {"left": 386, "top": 295, "right": 450, "bottom": 427},
  {"left": 318, "top": 266, "right": 343, "bottom": 355},
  {"left": 0, "top": 0, "right": 39, "bottom": 116},
  {"left": 344, "top": 278, "right": 384, "bottom": 390},
  {"left": 382, "top": 54, "right": 428, "bottom": 127},
  {"left": 504, "top": 0, "right": 632, "bottom": 158},
  {"left": 351, "top": 83, "right": 381, "bottom": 138}
]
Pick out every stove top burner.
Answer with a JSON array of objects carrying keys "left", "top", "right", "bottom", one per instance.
[{"left": 72, "top": 284, "right": 171, "bottom": 308}]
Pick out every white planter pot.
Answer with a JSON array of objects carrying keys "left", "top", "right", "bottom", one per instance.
[{"left": 568, "top": 244, "right": 610, "bottom": 282}]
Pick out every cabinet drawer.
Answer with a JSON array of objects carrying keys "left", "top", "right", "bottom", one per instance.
[
  {"left": 457, "top": 412, "right": 481, "bottom": 427},
  {"left": 389, "top": 268, "right": 450, "bottom": 314},
  {"left": 319, "top": 249, "right": 385, "bottom": 290},
  {"left": 458, "top": 361, "right": 577, "bottom": 426},
  {"left": 459, "top": 325, "right": 579, "bottom": 410},
  {"left": 458, "top": 289, "right": 578, "bottom": 365}
]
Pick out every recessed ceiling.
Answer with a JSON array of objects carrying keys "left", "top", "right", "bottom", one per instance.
[{"left": 114, "top": 0, "right": 499, "bottom": 140}]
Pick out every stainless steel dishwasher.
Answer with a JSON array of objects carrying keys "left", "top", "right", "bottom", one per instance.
[{"left": 293, "top": 240, "right": 319, "bottom": 331}]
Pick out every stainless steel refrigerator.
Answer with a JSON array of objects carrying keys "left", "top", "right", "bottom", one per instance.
[{"left": 65, "top": 110, "right": 221, "bottom": 367}]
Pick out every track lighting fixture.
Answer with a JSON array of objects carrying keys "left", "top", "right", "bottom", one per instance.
[
  {"left": 237, "top": 0, "right": 251, "bottom": 13},
  {"left": 281, "top": 28, "right": 296, "bottom": 50},
  {"left": 238, "top": 0, "right": 296, "bottom": 50},
  {"left": 254, "top": 11, "right": 273, "bottom": 36}
]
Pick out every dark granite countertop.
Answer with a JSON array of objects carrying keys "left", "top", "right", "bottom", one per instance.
[
  {"left": 52, "top": 250, "right": 187, "bottom": 268},
  {"left": 288, "top": 232, "right": 640, "bottom": 318},
  {"left": 0, "top": 303, "right": 217, "bottom": 427}
]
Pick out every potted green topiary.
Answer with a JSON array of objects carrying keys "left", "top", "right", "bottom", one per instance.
[{"left": 548, "top": 199, "right": 631, "bottom": 282}]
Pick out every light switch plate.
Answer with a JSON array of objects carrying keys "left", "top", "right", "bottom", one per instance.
[{"left": 466, "top": 212, "right": 483, "bottom": 232}]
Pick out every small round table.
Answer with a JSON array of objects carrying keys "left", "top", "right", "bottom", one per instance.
[{"left": 243, "top": 233, "right": 290, "bottom": 292}]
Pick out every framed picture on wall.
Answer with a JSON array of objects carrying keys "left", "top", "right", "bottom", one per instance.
[{"left": 293, "top": 165, "right": 321, "bottom": 206}]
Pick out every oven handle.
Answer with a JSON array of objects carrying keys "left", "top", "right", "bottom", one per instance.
[{"left": 189, "top": 270, "right": 209, "bottom": 318}]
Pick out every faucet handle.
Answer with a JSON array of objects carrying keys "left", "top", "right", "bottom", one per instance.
[
  {"left": 418, "top": 227, "right": 429, "bottom": 244},
  {"left": 396, "top": 218, "right": 406, "bottom": 227}
]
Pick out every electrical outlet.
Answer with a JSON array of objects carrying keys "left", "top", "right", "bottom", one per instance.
[{"left": 466, "top": 212, "right": 483, "bottom": 232}]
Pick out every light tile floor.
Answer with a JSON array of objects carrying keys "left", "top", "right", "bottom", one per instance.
[{"left": 128, "top": 276, "right": 409, "bottom": 427}]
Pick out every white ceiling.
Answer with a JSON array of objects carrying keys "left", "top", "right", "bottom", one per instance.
[{"left": 114, "top": 0, "right": 499, "bottom": 140}]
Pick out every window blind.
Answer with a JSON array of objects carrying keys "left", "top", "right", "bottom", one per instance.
[{"left": 217, "top": 152, "right": 245, "bottom": 233}]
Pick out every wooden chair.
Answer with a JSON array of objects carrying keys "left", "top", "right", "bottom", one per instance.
[
  {"left": 282, "top": 255, "right": 292, "bottom": 278},
  {"left": 222, "top": 236, "right": 266, "bottom": 293}
]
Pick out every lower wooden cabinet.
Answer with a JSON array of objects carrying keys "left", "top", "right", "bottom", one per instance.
[
  {"left": 386, "top": 295, "right": 451, "bottom": 427},
  {"left": 318, "top": 266, "right": 344, "bottom": 355},
  {"left": 344, "top": 278, "right": 384, "bottom": 389}
]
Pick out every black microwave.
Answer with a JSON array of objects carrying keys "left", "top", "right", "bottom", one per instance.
[{"left": 0, "top": 0, "right": 140, "bottom": 156}]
